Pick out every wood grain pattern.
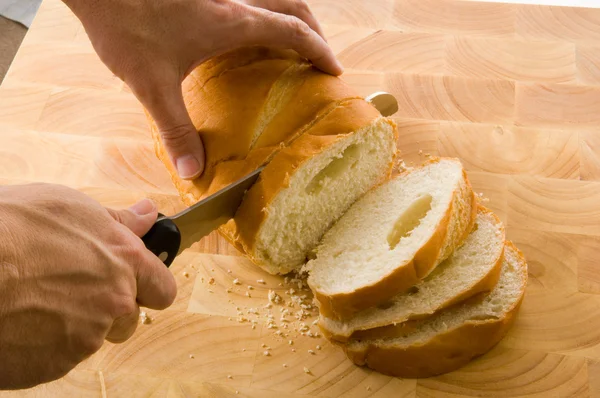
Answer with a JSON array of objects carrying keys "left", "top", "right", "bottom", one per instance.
[
  {"left": 446, "top": 36, "right": 576, "bottom": 83},
  {"left": 2, "top": 0, "right": 600, "bottom": 396},
  {"left": 577, "top": 44, "right": 600, "bottom": 85},
  {"left": 516, "top": 83, "right": 600, "bottom": 128},
  {"left": 390, "top": 0, "right": 516, "bottom": 37},
  {"left": 438, "top": 122, "right": 580, "bottom": 178},
  {"left": 337, "top": 31, "right": 446, "bottom": 73},
  {"left": 386, "top": 73, "right": 515, "bottom": 123}
]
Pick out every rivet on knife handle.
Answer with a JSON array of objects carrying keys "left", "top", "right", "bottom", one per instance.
[{"left": 141, "top": 212, "right": 181, "bottom": 267}]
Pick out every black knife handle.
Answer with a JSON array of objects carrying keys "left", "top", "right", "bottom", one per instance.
[{"left": 141, "top": 213, "right": 181, "bottom": 267}]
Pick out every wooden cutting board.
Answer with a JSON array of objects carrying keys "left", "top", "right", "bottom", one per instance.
[{"left": 1, "top": 0, "right": 600, "bottom": 396}]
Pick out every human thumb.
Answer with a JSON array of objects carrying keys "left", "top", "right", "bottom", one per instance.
[
  {"left": 107, "top": 199, "right": 158, "bottom": 237},
  {"left": 132, "top": 77, "right": 205, "bottom": 180}
]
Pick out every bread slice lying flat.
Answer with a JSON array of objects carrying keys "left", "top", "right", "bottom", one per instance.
[
  {"left": 146, "top": 47, "right": 398, "bottom": 275},
  {"left": 320, "top": 205, "right": 505, "bottom": 342},
  {"left": 304, "top": 158, "right": 477, "bottom": 319},
  {"left": 344, "top": 242, "right": 527, "bottom": 378}
]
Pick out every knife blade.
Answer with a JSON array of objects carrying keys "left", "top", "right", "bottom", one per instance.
[
  {"left": 143, "top": 92, "right": 398, "bottom": 267},
  {"left": 141, "top": 166, "right": 263, "bottom": 266}
]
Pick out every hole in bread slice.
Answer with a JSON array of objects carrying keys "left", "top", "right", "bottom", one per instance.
[
  {"left": 387, "top": 194, "right": 433, "bottom": 250},
  {"left": 305, "top": 144, "right": 360, "bottom": 195}
]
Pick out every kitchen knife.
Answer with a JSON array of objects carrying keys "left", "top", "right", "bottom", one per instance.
[{"left": 142, "top": 92, "right": 399, "bottom": 267}]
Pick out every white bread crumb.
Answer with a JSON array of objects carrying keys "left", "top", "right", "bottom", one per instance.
[
  {"left": 233, "top": 279, "right": 241, "bottom": 285},
  {"left": 308, "top": 350, "right": 315, "bottom": 355},
  {"left": 263, "top": 351, "right": 271, "bottom": 356},
  {"left": 303, "top": 367, "right": 311, "bottom": 374},
  {"left": 189, "top": 354, "right": 194, "bottom": 359},
  {"left": 140, "top": 311, "right": 152, "bottom": 324},
  {"left": 183, "top": 271, "right": 189, "bottom": 278},
  {"left": 257, "top": 279, "right": 266, "bottom": 284}
]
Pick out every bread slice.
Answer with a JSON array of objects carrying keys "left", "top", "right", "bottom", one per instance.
[
  {"left": 146, "top": 47, "right": 398, "bottom": 275},
  {"left": 344, "top": 242, "right": 528, "bottom": 378},
  {"left": 319, "top": 206, "right": 505, "bottom": 342},
  {"left": 304, "top": 158, "right": 477, "bottom": 319}
]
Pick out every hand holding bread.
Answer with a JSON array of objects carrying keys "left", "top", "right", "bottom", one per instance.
[{"left": 62, "top": 0, "right": 343, "bottom": 180}]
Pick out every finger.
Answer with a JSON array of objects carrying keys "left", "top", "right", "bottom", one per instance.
[
  {"left": 246, "top": 9, "right": 343, "bottom": 76},
  {"left": 243, "top": 0, "right": 327, "bottom": 41},
  {"left": 105, "top": 304, "right": 140, "bottom": 344},
  {"left": 134, "top": 247, "right": 178, "bottom": 310},
  {"left": 106, "top": 198, "right": 158, "bottom": 237},
  {"left": 129, "top": 75, "right": 205, "bottom": 180}
]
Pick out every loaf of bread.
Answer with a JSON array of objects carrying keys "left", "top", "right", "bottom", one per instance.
[
  {"left": 320, "top": 205, "right": 505, "bottom": 342},
  {"left": 145, "top": 47, "right": 398, "bottom": 275},
  {"left": 146, "top": 48, "right": 527, "bottom": 379},
  {"left": 343, "top": 242, "right": 528, "bottom": 378},
  {"left": 303, "top": 158, "right": 477, "bottom": 320}
]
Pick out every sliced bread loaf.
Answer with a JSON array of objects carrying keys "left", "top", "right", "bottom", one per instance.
[
  {"left": 304, "top": 158, "right": 477, "bottom": 319},
  {"left": 146, "top": 47, "right": 398, "bottom": 275},
  {"left": 320, "top": 206, "right": 505, "bottom": 342},
  {"left": 344, "top": 242, "right": 528, "bottom": 378}
]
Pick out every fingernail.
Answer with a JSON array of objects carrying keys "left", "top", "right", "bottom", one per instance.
[
  {"left": 335, "top": 59, "right": 344, "bottom": 75},
  {"left": 130, "top": 198, "right": 155, "bottom": 216},
  {"left": 176, "top": 154, "right": 202, "bottom": 180}
]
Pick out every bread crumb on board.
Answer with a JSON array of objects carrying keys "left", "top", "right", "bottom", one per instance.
[
  {"left": 303, "top": 367, "right": 311, "bottom": 374},
  {"left": 139, "top": 311, "right": 152, "bottom": 324},
  {"left": 189, "top": 354, "right": 195, "bottom": 359}
]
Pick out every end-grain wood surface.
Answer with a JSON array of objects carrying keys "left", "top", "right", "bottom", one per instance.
[{"left": 1, "top": 0, "right": 600, "bottom": 396}]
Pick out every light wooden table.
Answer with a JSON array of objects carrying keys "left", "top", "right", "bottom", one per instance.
[{"left": 2, "top": 0, "right": 600, "bottom": 396}]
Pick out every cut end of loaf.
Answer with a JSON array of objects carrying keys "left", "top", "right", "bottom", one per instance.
[{"left": 252, "top": 117, "right": 397, "bottom": 274}]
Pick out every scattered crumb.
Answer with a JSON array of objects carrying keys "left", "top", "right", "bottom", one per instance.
[
  {"left": 245, "top": 291, "right": 251, "bottom": 298},
  {"left": 283, "top": 364, "right": 288, "bottom": 368},
  {"left": 367, "top": 386, "right": 372, "bottom": 391},
  {"left": 276, "top": 330, "right": 283, "bottom": 336},
  {"left": 263, "top": 351, "right": 271, "bottom": 356},
  {"left": 308, "top": 350, "right": 315, "bottom": 355},
  {"left": 303, "top": 367, "right": 311, "bottom": 374},
  {"left": 189, "top": 354, "right": 195, "bottom": 359},
  {"left": 261, "top": 343, "right": 267, "bottom": 348},
  {"left": 233, "top": 278, "right": 241, "bottom": 285},
  {"left": 291, "top": 348, "right": 296, "bottom": 352},
  {"left": 227, "top": 375, "right": 232, "bottom": 379},
  {"left": 257, "top": 279, "right": 266, "bottom": 284},
  {"left": 140, "top": 311, "right": 152, "bottom": 325},
  {"left": 418, "top": 149, "right": 423, "bottom": 155},
  {"left": 289, "top": 340, "right": 293, "bottom": 345},
  {"left": 227, "top": 269, "right": 232, "bottom": 274},
  {"left": 242, "top": 348, "right": 246, "bottom": 352},
  {"left": 248, "top": 286, "right": 254, "bottom": 290},
  {"left": 235, "top": 391, "right": 239, "bottom": 395},
  {"left": 312, "top": 320, "right": 318, "bottom": 326},
  {"left": 268, "top": 290, "right": 283, "bottom": 304},
  {"left": 207, "top": 289, "right": 214, "bottom": 293},
  {"left": 182, "top": 271, "right": 189, "bottom": 278},
  {"left": 208, "top": 277, "right": 215, "bottom": 285},
  {"left": 226, "top": 288, "right": 232, "bottom": 293},
  {"left": 211, "top": 268, "right": 215, "bottom": 272},
  {"left": 252, "top": 325, "right": 256, "bottom": 330}
]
